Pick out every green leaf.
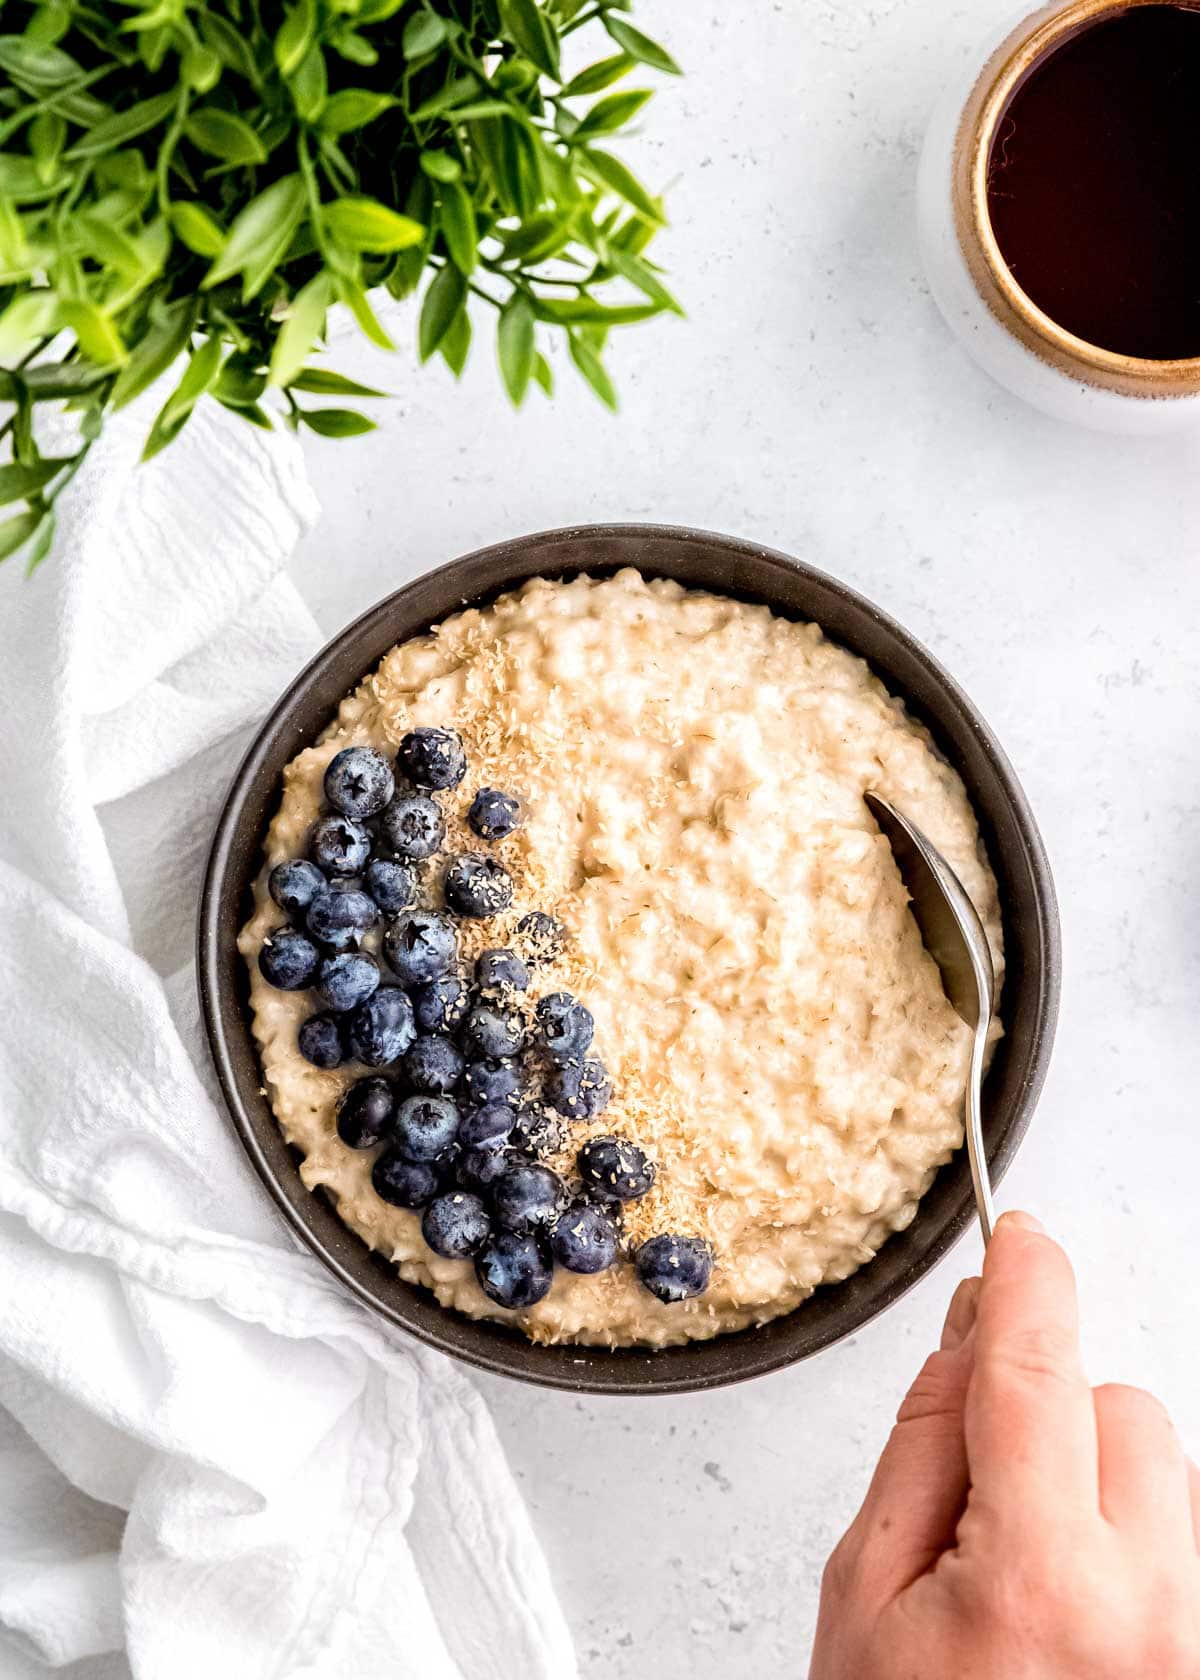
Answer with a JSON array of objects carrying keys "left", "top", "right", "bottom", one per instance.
[
  {"left": 602, "top": 16, "right": 681, "bottom": 75},
  {"left": 437, "top": 180, "right": 476, "bottom": 274},
  {"left": 299, "top": 406, "right": 376, "bottom": 437},
  {"left": 269, "top": 270, "right": 331, "bottom": 387},
  {"left": 275, "top": 0, "right": 316, "bottom": 79},
  {"left": 603, "top": 245, "right": 683, "bottom": 314},
  {"left": 0, "top": 505, "right": 44, "bottom": 564},
  {"left": 438, "top": 304, "right": 471, "bottom": 377},
  {"left": 183, "top": 43, "right": 222, "bottom": 94},
  {"left": 0, "top": 36, "right": 82, "bottom": 89},
  {"left": 561, "top": 55, "right": 633, "bottom": 98},
  {"left": 169, "top": 201, "right": 227, "bottom": 257},
  {"left": 111, "top": 299, "right": 196, "bottom": 409},
  {"left": 198, "top": 12, "right": 260, "bottom": 85},
  {"left": 419, "top": 150, "right": 461, "bottom": 183},
  {"left": 0, "top": 154, "right": 71, "bottom": 203},
  {"left": 501, "top": 0, "right": 561, "bottom": 81},
  {"left": 23, "top": 508, "right": 56, "bottom": 575},
  {"left": 65, "top": 92, "right": 177, "bottom": 160},
  {"left": 410, "top": 75, "right": 480, "bottom": 121},
  {"left": 290, "top": 45, "right": 327, "bottom": 123},
  {"left": 325, "top": 196, "right": 425, "bottom": 252},
  {"left": 530, "top": 293, "right": 661, "bottom": 326},
  {"left": 580, "top": 146, "right": 664, "bottom": 223},
  {"left": 21, "top": 362, "right": 111, "bottom": 397},
  {"left": 0, "top": 290, "right": 61, "bottom": 358},
  {"left": 215, "top": 352, "right": 267, "bottom": 407},
  {"left": 571, "top": 89, "right": 652, "bottom": 139},
  {"left": 203, "top": 173, "right": 306, "bottom": 297},
  {"left": 568, "top": 331, "right": 616, "bottom": 409},
  {"left": 329, "top": 28, "right": 378, "bottom": 66},
  {"left": 29, "top": 111, "right": 66, "bottom": 184},
  {"left": 184, "top": 107, "right": 267, "bottom": 165},
  {"left": 60, "top": 300, "right": 127, "bottom": 366},
  {"left": 143, "top": 334, "right": 222, "bottom": 459},
  {"left": 356, "top": 0, "right": 407, "bottom": 20},
  {"left": 75, "top": 211, "right": 152, "bottom": 277},
  {"left": 289, "top": 367, "right": 387, "bottom": 397},
  {"left": 531, "top": 350, "right": 553, "bottom": 395},
  {"left": 333, "top": 273, "right": 394, "bottom": 349},
  {"left": 318, "top": 89, "right": 396, "bottom": 134},
  {"left": 418, "top": 262, "right": 466, "bottom": 360},
  {"left": 402, "top": 11, "right": 449, "bottom": 56},
  {"left": 496, "top": 290, "right": 534, "bottom": 404},
  {"left": 0, "top": 456, "right": 74, "bottom": 505}
]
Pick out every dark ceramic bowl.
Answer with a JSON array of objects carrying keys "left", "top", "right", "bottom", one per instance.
[{"left": 199, "top": 524, "right": 1060, "bottom": 1395}]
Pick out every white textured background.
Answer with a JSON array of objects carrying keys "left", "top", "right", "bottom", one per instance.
[{"left": 285, "top": 0, "right": 1200, "bottom": 1670}]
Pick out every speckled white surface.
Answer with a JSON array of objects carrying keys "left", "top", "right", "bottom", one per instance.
[{"left": 284, "top": 0, "right": 1200, "bottom": 1670}]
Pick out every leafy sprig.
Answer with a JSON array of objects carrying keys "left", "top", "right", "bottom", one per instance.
[{"left": 0, "top": 0, "right": 681, "bottom": 569}]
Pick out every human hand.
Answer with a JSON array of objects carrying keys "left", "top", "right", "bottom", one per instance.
[{"left": 809, "top": 1211, "right": 1200, "bottom": 1679}]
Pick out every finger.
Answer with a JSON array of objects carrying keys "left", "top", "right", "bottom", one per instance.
[
  {"left": 941, "top": 1276, "right": 981, "bottom": 1351},
  {"left": 1094, "top": 1384, "right": 1194, "bottom": 1547},
  {"left": 1189, "top": 1459, "right": 1200, "bottom": 1552},
  {"left": 965, "top": 1211, "right": 1098, "bottom": 1525},
  {"left": 844, "top": 1282, "right": 979, "bottom": 1599}
]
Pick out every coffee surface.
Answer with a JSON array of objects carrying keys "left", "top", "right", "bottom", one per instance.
[{"left": 987, "top": 5, "right": 1200, "bottom": 360}]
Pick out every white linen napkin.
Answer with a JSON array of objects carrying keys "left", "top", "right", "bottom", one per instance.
[{"left": 0, "top": 392, "right": 576, "bottom": 1680}]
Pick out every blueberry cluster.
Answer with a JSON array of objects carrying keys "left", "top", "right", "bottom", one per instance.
[{"left": 258, "top": 728, "right": 713, "bottom": 1309}]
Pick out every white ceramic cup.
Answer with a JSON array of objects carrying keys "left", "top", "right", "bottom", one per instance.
[{"left": 918, "top": 0, "right": 1200, "bottom": 432}]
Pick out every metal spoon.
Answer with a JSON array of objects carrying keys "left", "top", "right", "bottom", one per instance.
[{"left": 865, "top": 792, "right": 997, "bottom": 1246}]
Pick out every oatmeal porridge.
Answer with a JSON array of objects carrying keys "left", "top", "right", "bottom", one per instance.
[{"left": 239, "top": 570, "right": 1003, "bottom": 1347}]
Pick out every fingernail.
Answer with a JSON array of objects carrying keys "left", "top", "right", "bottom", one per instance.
[
  {"left": 941, "top": 1276, "right": 981, "bottom": 1350},
  {"left": 998, "top": 1209, "right": 1044, "bottom": 1234}
]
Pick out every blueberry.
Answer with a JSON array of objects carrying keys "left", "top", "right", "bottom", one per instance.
[
  {"left": 577, "top": 1136, "right": 656, "bottom": 1201},
  {"left": 403, "top": 1033, "right": 464, "bottom": 1094},
  {"left": 363, "top": 857, "right": 416, "bottom": 915},
  {"left": 551, "top": 1204, "right": 619, "bottom": 1274},
  {"left": 372, "top": 1148, "right": 440, "bottom": 1208},
  {"left": 515, "top": 910, "right": 566, "bottom": 965},
  {"left": 378, "top": 792, "right": 445, "bottom": 860},
  {"left": 461, "top": 1002, "right": 526, "bottom": 1060},
  {"left": 490, "top": 1162, "right": 568, "bottom": 1235},
  {"left": 536, "top": 992, "right": 594, "bottom": 1062},
  {"left": 306, "top": 885, "right": 379, "bottom": 951},
  {"left": 259, "top": 927, "right": 320, "bottom": 990},
  {"left": 475, "top": 1231, "right": 553, "bottom": 1309},
  {"left": 393, "top": 1093, "right": 459, "bottom": 1162},
  {"left": 544, "top": 1057, "right": 611, "bottom": 1120},
  {"left": 443, "top": 854, "right": 514, "bottom": 919},
  {"left": 510, "top": 1106, "right": 565, "bottom": 1157},
  {"left": 323, "top": 746, "right": 395, "bottom": 820},
  {"left": 467, "top": 787, "right": 521, "bottom": 842},
  {"left": 297, "top": 1012, "right": 345, "bottom": 1069},
  {"left": 635, "top": 1235, "right": 713, "bottom": 1303},
  {"left": 474, "top": 948, "right": 529, "bottom": 993},
  {"left": 316, "top": 950, "right": 380, "bottom": 1013},
  {"left": 383, "top": 909, "right": 457, "bottom": 985},
  {"left": 345, "top": 986, "right": 415, "bottom": 1066},
  {"left": 397, "top": 726, "right": 467, "bottom": 791},
  {"left": 461, "top": 1057, "right": 521, "bottom": 1109},
  {"left": 458, "top": 1142, "right": 520, "bottom": 1190},
  {"left": 411, "top": 973, "right": 471, "bottom": 1034},
  {"left": 269, "top": 859, "right": 327, "bottom": 920},
  {"left": 336, "top": 1076, "right": 396, "bottom": 1148},
  {"left": 309, "top": 813, "right": 372, "bottom": 876},
  {"left": 422, "top": 1191, "right": 491, "bottom": 1259},
  {"left": 458, "top": 1103, "right": 515, "bottom": 1149}
]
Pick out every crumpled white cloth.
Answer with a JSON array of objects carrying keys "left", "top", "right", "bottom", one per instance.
[{"left": 0, "top": 392, "right": 576, "bottom": 1680}]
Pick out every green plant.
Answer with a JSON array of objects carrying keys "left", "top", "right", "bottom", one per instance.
[{"left": 0, "top": 0, "right": 681, "bottom": 570}]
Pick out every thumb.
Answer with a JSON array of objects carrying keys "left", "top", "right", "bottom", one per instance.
[{"left": 842, "top": 1277, "right": 979, "bottom": 1601}]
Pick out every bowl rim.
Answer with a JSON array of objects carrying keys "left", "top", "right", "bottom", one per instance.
[{"left": 197, "top": 522, "right": 1061, "bottom": 1396}]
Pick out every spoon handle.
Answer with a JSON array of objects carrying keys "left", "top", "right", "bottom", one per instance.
[{"left": 966, "top": 1015, "right": 996, "bottom": 1245}]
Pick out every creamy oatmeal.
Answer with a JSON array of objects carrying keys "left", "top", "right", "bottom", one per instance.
[{"left": 240, "top": 570, "right": 1003, "bottom": 1347}]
